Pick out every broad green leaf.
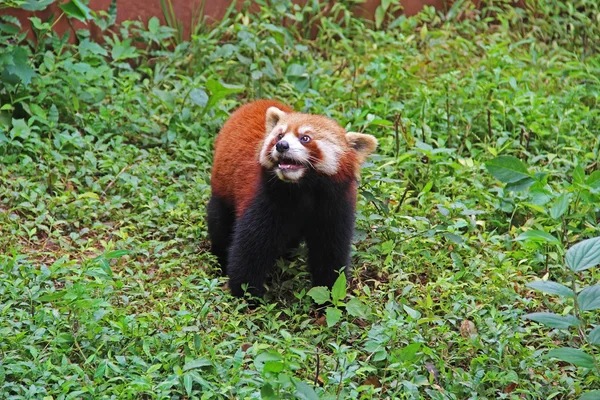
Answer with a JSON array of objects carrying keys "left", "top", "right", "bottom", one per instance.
[
  {"left": 549, "top": 193, "right": 570, "bottom": 220},
  {"left": 325, "top": 307, "right": 342, "bottom": 327},
  {"left": 0, "top": 22, "right": 20, "bottom": 35},
  {"left": 587, "top": 171, "right": 600, "bottom": 190},
  {"left": 331, "top": 273, "right": 346, "bottom": 305},
  {"left": 375, "top": 6, "right": 385, "bottom": 29},
  {"left": 403, "top": 304, "right": 421, "bottom": 319},
  {"left": 523, "top": 312, "right": 580, "bottom": 329},
  {"left": 573, "top": 165, "right": 586, "bottom": 185},
  {"left": 79, "top": 39, "right": 108, "bottom": 57},
  {"left": 183, "top": 373, "right": 192, "bottom": 396},
  {"left": 588, "top": 326, "right": 600, "bottom": 346},
  {"left": 546, "top": 348, "right": 596, "bottom": 369},
  {"left": 6, "top": 47, "right": 36, "bottom": 86},
  {"left": 104, "top": 250, "right": 131, "bottom": 259},
  {"left": 578, "top": 285, "right": 600, "bottom": 311},
  {"left": 148, "top": 16, "right": 160, "bottom": 34},
  {"left": 37, "top": 291, "right": 66, "bottom": 302},
  {"left": 20, "top": 0, "right": 55, "bottom": 11},
  {"left": 526, "top": 280, "right": 575, "bottom": 298},
  {"left": 346, "top": 297, "right": 370, "bottom": 318},
  {"left": 307, "top": 286, "right": 330, "bottom": 305},
  {"left": 182, "top": 358, "right": 212, "bottom": 371},
  {"left": 505, "top": 177, "right": 536, "bottom": 192},
  {"left": 189, "top": 88, "right": 208, "bottom": 108},
  {"left": 10, "top": 119, "right": 30, "bottom": 139},
  {"left": 485, "top": 156, "right": 531, "bottom": 184},
  {"left": 48, "top": 104, "right": 59, "bottom": 127},
  {"left": 294, "top": 380, "right": 319, "bottom": 400},
  {"left": 59, "top": 0, "right": 93, "bottom": 22},
  {"left": 204, "top": 79, "right": 244, "bottom": 114},
  {"left": 263, "top": 360, "right": 284, "bottom": 373},
  {"left": 580, "top": 391, "right": 600, "bottom": 400},
  {"left": 285, "top": 63, "right": 306, "bottom": 78},
  {"left": 566, "top": 237, "right": 600, "bottom": 272},
  {"left": 261, "top": 384, "right": 277, "bottom": 400},
  {"left": 398, "top": 343, "right": 421, "bottom": 363},
  {"left": 515, "top": 230, "right": 560, "bottom": 245}
]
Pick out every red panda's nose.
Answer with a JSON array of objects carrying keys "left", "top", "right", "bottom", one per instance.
[{"left": 276, "top": 141, "right": 289, "bottom": 153}]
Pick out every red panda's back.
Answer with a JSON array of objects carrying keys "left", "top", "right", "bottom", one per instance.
[{"left": 211, "top": 100, "right": 293, "bottom": 217}]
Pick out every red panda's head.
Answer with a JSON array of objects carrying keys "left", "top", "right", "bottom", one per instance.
[{"left": 259, "top": 106, "right": 378, "bottom": 182}]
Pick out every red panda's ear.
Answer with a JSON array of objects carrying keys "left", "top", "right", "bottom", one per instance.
[
  {"left": 346, "top": 132, "right": 378, "bottom": 164},
  {"left": 266, "top": 107, "right": 287, "bottom": 133}
]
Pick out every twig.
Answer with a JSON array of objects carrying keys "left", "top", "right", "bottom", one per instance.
[
  {"left": 314, "top": 348, "right": 321, "bottom": 386},
  {"left": 102, "top": 165, "right": 131, "bottom": 196}
]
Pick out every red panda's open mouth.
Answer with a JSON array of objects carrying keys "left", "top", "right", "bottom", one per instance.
[{"left": 277, "top": 158, "right": 304, "bottom": 171}]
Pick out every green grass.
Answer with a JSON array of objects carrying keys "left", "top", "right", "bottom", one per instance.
[{"left": 1, "top": 0, "right": 600, "bottom": 398}]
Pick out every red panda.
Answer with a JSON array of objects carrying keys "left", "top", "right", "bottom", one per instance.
[{"left": 207, "top": 99, "right": 378, "bottom": 298}]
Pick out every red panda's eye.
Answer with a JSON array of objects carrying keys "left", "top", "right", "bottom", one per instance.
[
  {"left": 277, "top": 133, "right": 284, "bottom": 140},
  {"left": 300, "top": 135, "right": 311, "bottom": 143}
]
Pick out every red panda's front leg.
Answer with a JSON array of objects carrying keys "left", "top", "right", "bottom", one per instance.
[
  {"left": 306, "top": 191, "right": 356, "bottom": 290},
  {"left": 226, "top": 204, "right": 283, "bottom": 298}
]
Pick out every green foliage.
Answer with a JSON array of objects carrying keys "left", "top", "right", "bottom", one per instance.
[{"left": 1, "top": 0, "right": 600, "bottom": 398}]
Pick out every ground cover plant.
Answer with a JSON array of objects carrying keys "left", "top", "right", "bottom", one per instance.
[{"left": 1, "top": 0, "right": 600, "bottom": 398}]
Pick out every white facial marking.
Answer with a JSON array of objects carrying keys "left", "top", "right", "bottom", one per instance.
[
  {"left": 298, "top": 125, "right": 313, "bottom": 135},
  {"left": 259, "top": 125, "right": 288, "bottom": 168},
  {"left": 271, "top": 133, "right": 309, "bottom": 162},
  {"left": 315, "top": 140, "right": 342, "bottom": 175}
]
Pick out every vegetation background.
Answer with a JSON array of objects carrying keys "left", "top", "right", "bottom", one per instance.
[{"left": 1, "top": 0, "right": 599, "bottom": 398}]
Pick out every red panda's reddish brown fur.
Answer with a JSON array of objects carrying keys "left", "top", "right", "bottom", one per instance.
[{"left": 211, "top": 100, "right": 293, "bottom": 218}]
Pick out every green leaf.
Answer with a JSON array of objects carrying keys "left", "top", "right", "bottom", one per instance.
[
  {"left": 261, "top": 384, "right": 277, "bottom": 400},
  {"left": 375, "top": 6, "right": 386, "bottom": 29},
  {"left": 49, "top": 104, "right": 59, "bottom": 127},
  {"left": 263, "top": 361, "right": 284, "bottom": 373},
  {"left": 504, "top": 177, "right": 536, "bottom": 192},
  {"left": 578, "top": 285, "right": 600, "bottom": 311},
  {"left": 580, "top": 391, "right": 600, "bottom": 400},
  {"left": 549, "top": 193, "right": 570, "bottom": 220},
  {"left": 79, "top": 39, "right": 108, "bottom": 57},
  {"left": 0, "top": 22, "right": 20, "bottom": 35},
  {"left": 10, "top": 119, "right": 31, "bottom": 139},
  {"left": 485, "top": 156, "right": 531, "bottom": 184},
  {"left": 59, "top": 0, "right": 93, "bottom": 22},
  {"left": 37, "top": 291, "right": 66, "bottom": 302},
  {"left": 325, "top": 307, "right": 342, "bottom": 327},
  {"left": 515, "top": 230, "right": 560, "bottom": 245},
  {"left": 587, "top": 171, "right": 600, "bottom": 190},
  {"left": 526, "top": 280, "right": 575, "bottom": 298},
  {"left": 148, "top": 16, "right": 160, "bottom": 34},
  {"left": 183, "top": 373, "right": 193, "bottom": 396},
  {"left": 104, "top": 250, "right": 131, "bottom": 259},
  {"left": 574, "top": 165, "right": 586, "bottom": 185},
  {"left": 6, "top": 47, "right": 36, "bottom": 86},
  {"left": 588, "top": 326, "right": 600, "bottom": 346},
  {"left": 294, "top": 380, "right": 319, "bottom": 400},
  {"left": 203, "top": 79, "right": 244, "bottom": 114},
  {"left": 307, "top": 286, "right": 330, "bottom": 305},
  {"left": 523, "top": 312, "right": 580, "bottom": 329},
  {"left": 285, "top": 63, "right": 306, "bottom": 78},
  {"left": 182, "top": 358, "right": 212, "bottom": 371},
  {"left": 398, "top": 342, "right": 421, "bottom": 363},
  {"left": 566, "top": 237, "right": 600, "bottom": 272},
  {"left": 189, "top": 88, "right": 208, "bottom": 108},
  {"left": 20, "top": 0, "right": 55, "bottom": 11},
  {"left": 346, "top": 297, "right": 369, "bottom": 318},
  {"left": 331, "top": 273, "right": 346, "bottom": 306},
  {"left": 546, "top": 348, "right": 596, "bottom": 369}
]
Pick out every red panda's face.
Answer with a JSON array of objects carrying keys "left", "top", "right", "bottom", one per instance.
[{"left": 259, "top": 107, "right": 378, "bottom": 183}]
